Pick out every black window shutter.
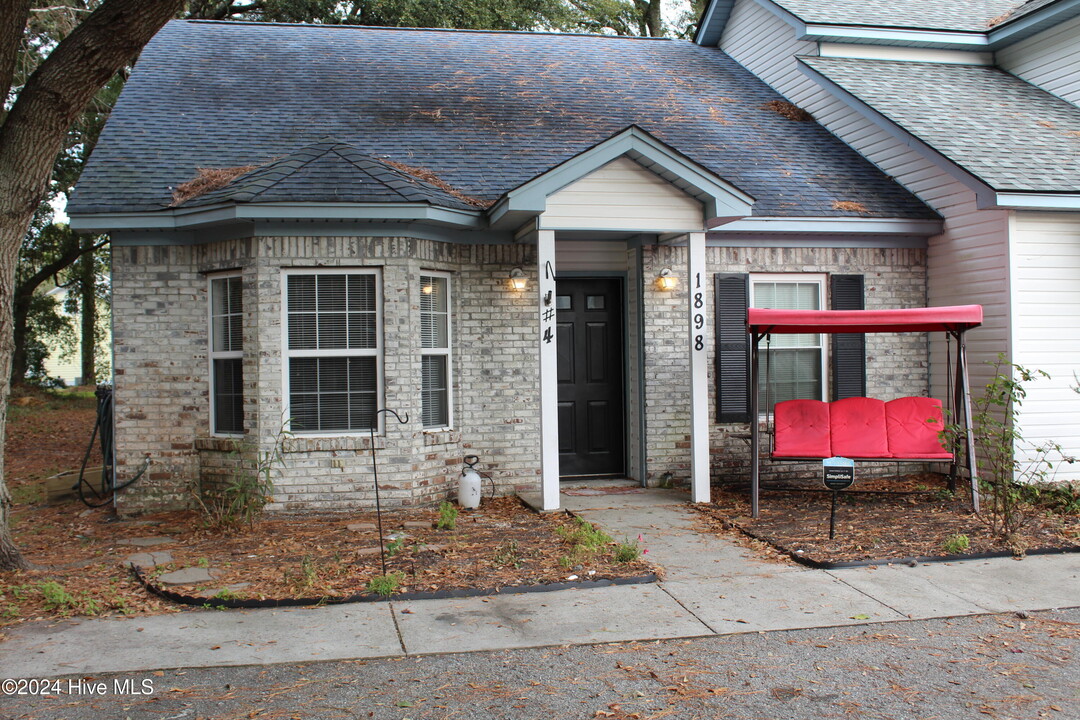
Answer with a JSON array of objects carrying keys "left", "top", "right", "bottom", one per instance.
[
  {"left": 831, "top": 274, "right": 866, "bottom": 399},
  {"left": 714, "top": 273, "right": 751, "bottom": 423}
]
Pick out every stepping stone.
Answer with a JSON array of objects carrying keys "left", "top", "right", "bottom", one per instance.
[
  {"left": 156, "top": 567, "right": 223, "bottom": 586},
  {"left": 402, "top": 521, "right": 430, "bottom": 530},
  {"left": 418, "top": 543, "right": 447, "bottom": 552},
  {"left": 118, "top": 536, "right": 175, "bottom": 548},
  {"left": 356, "top": 547, "right": 382, "bottom": 557},
  {"left": 125, "top": 551, "right": 173, "bottom": 569},
  {"left": 194, "top": 582, "right": 251, "bottom": 599},
  {"left": 347, "top": 522, "right": 377, "bottom": 532}
]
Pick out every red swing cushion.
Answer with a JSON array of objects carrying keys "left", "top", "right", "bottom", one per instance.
[
  {"left": 885, "top": 396, "right": 952, "bottom": 459},
  {"left": 773, "top": 399, "right": 831, "bottom": 458},
  {"left": 830, "top": 397, "right": 890, "bottom": 458}
]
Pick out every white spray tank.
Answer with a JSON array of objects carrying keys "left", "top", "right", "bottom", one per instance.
[{"left": 458, "top": 455, "right": 482, "bottom": 509}]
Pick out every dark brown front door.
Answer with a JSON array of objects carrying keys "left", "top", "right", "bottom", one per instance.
[{"left": 556, "top": 278, "right": 625, "bottom": 477}]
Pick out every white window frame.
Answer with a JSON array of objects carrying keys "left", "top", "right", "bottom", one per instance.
[
  {"left": 750, "top": 273, "right": 828, "bottom": 405},
  {"left": 281, "top": 268, "right": 384, "bottom": 436},
  {"left": 208, "top": 272, "right": 244, "bottom": 436},
  {"left": 420, "top": 271, "right": 453, "bottom": 431}
]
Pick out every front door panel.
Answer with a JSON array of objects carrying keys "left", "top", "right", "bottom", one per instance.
[{"left": 556, "top": 279, "right": 625, "bottom": 477}]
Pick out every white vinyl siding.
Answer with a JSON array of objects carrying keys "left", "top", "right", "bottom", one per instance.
[
  {"left": 209, "top": 274, "right": 243, "bottom": 435},
  {"left": 1009, "top": 211, "right": 1080, "bottom": 482},
  {"left": 752, "top": 274, "right": 826, "bottom": 406},
  {"left": 420, "top": 273, "right": 451, "bottom": 429},
  {"left": 284, "top": 269, "right": 382, "bottom": 433},
  {"left": 997, "top": 13, "right": 1080, "bottom": 107},
  {"left": 555, "top": 240, "right": 629, "bottom": 272},
  {"left": 540, "top": 157, "right": 703, "bottom": 232}
]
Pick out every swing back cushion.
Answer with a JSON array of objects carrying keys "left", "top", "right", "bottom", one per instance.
[{"left": 772, "top": 396, "right": 950, "bottom": 460}]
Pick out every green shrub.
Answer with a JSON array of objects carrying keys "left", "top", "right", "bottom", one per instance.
[
  {"left": 613, "top": 539, "right": 641, "bottom": 563},
  {"left": 436, "top": 501, "right": 458, "bottom": 530},
  {"left": 942, "top": 534, "right": 970, "bottom": 555},
  {"left": 366, "top": 571, "right": 405, "bottom": 597}
]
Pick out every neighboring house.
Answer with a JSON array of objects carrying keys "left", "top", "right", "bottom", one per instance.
[
  {"left": 66, "top": 0, "right": 1080, "bottom": 515},
  {"left": 41, "top": 287, "right": 80, "bottom": 387}
]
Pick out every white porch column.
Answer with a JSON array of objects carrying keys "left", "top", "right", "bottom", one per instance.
[
  {"left": 537, "top": 229, "right": 561, "bottom": 510},
  {"left": 687, "top": 231, "right": 710, "bottom": 503}
]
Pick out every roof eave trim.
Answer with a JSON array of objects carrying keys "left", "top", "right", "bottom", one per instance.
[
  {"left": 800, "top": 23, "right": 989, "bottom": 49},
  {"left": 709, "top": 216, "right": 942, "bottom": 235},
  {"left": 994, "top": 192, "right": 1080, "bottom": 210},
  {"left": 692, "top": 0, "right": 736, "bottom": 46},
  {"left": 797, "top": 59, "right": 997, "bottom": 202},
  {"left": 488, "top": 126, "right": 755, "bottom": 230},
  {"left": 69, "top": 202, "right": 486, "bottom": 232}
]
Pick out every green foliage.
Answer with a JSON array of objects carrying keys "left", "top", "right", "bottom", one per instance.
[
  {"left": 942, "top": 355, "right": 1071, "bottom": 553},
  {"left": 942, "top": 534, "right": 970, "bottom": 555},
  {"left": 196, "top": 427, "right": 289, "bottom": 531},
  {"left": 385, "top": 536, "right": 407, "bottom": 557},
  {"left": 214, "top": 587, "right": 242, "bottom": 601},
  {"left": 613, "top": 538, "right": 641, "bottom": 563},
  {"left": 366, "top": 571, "right": 405, "bottom": 597},
  {"left": 493, "top": 540, "right": 522, "bottom": 568},
  {"left": 555, "top": 517, "right": 613, "bottom": 563},
  {"left": 38, "top": 581, "right": 76, "bottom": 613},
  {"left": 933, "top": 487, "right": 956, "bottom": 502},
  {"left": 436, "top": 501, "right": 458, "bottom": 530}
]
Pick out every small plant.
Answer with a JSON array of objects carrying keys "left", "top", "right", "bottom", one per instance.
[
  {"left": 437, "top": 501, "right": 459, "bottom": 530},
  {"left": 558, "top": 555, "right": 573, "bottom": 570},
  {"left": 196, "top": 557, "right": 210, "bottom": 568},
  {"left": 942, "top": 534, "right": 970, "bottom": 555},
  {"left": 493, "top": 540, "right": 522, "bottom": 568},
  {"left": 933, "top": 487, "right": 956, "bottom": 502},
  {"left": 613, "top": 538, "right": 642, "bottom": 563},
  {"left": 38, "top": 581, "right": 76, "bottom": 613},
  {"left": 299, "top": 555, "right": 319, "bottom": 589},
  {"left": 195, "top": 423, "right": 290, "bottom": 531},
  {"left": 366, "top": 571, "right": 405, "bottom": 597},
  {"left": 214, "top": 587, "right": 242, "bottom": 601},
  {"left": 385, "top": 536, "right": 407, "bottom": 557}
]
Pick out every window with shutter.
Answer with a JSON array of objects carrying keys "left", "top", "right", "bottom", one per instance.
[
  {"left": 210, "top": 274, "right": 243, "bottom": 434},
  {"left": 420, "top": 274, "right": 451, "bottom": 429},
  {"left": 285, "top": 270, "right": 381, "bottom": 432},
  {"left": 751, "top": 274, "right": 826, "bottom": 409}
]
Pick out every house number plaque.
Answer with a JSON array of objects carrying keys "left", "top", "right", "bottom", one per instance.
[{"left": 692, "top": 272, "right": 705, "bottom": 353}]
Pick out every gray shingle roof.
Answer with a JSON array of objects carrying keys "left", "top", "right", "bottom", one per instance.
[
  {"left": 69, "top": 20, "right": 936, "bottom": 220},
  {"left": 770, "top": 0, "right": 1027, "bottom": 32},
  {"left": 180, "top": 140, "right": 481, "bottom": 210},
  {"left": 802, "top": 56, "right": 1080, "bottom": 193}
]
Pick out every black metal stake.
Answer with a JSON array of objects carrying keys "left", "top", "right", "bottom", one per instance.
[
  {"left": 369, "top": 408, "right": 409, "bottom": 576},
  {"left": 829, "top": 489, "right": 839, "bottom": 540}
]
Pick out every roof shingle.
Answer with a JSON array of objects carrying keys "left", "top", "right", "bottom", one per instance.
[
  {"left": 70, "top": 20, "right": 936, "bottom": 220},
  {"left": 802, "top": 56, "right": 1080, "bottom": 193}
]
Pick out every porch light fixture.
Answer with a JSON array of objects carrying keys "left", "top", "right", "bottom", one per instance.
[
  {"left": 656, "top": 268, "right": 677, "bottom": 292},
  {"left": 508, "top": 267, "right": 528, "bottom": 291}
]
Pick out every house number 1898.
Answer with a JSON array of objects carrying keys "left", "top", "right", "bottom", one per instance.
[{"left": 693, "top": 273, "right": 704, "bottom": 352}]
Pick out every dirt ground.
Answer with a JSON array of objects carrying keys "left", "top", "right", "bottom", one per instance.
[
  {"left": 696, "top": 472, "right": 1080, "bottom": 565},
  {"left": 0, "top": 388, "right": 651, "bottom": 629}
]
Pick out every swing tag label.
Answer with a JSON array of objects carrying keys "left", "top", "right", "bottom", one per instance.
[{"left": 823, "top": 457, "right": 855, "bottom": 490}]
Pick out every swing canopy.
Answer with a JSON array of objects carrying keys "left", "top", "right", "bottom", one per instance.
[{"left": 747, "top": 305, "right": 983, "bottom": 335}]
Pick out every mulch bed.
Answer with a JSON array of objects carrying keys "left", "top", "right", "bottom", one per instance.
[{"left": 695, "top": 472, "right": 1080, "bottom": 566}]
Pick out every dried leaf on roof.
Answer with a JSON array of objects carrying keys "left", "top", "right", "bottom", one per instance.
[
  {"left": 833, "top": 200, "right": 869, "bottom": 213},
  {"left": 382, "top": 160, "right": 492, "bottom": 209},
  {"left": 170, "top": 166, "right": 257, "bottom": 206},
  {"left": 763, "top": 100, "right": 813, "bottom": 122}
]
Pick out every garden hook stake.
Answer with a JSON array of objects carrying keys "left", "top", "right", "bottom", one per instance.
[{"left": 370, "top": 408, "right": 409, "bottom": 577}]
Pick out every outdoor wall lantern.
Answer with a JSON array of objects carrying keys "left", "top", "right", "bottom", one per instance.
[
  {"left": 656, "top": 268, "right": 678, "bottom": 292},
  {"left": 508, "top": 267, "right": 528, "bottom": 291}
]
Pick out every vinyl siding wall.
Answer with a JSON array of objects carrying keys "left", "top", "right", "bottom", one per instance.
[
  {"left": 540, "top": 158, "right": 704, "bottom": 232},
  {"left": 996, "top": 13, "right": 1080, "bottom": 107},
  {"left": 1009, "top": 211, "right": 1080, "bottom": 482},
  {"left": 719, "top": 0, "right": 1011, "bottom": 406}
]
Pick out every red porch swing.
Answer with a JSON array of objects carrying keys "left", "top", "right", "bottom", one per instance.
[{"left": 746, "top": 305, "right": 984, "bottom": 517}]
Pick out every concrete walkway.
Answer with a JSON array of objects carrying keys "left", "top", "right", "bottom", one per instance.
[{"left": 2, "top": 489, "right": 1078, "bottom": 678}]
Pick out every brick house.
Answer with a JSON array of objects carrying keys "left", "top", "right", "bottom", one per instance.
[{"left": 68, "top": 0, "right": 1080, "bottom": 514}]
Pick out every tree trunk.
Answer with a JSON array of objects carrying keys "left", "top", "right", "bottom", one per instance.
[
  {"left": 0, "top": 0, "right": 184, "bottom": 570},
  {"left": 79, "top": 237, "right": 96, "bottom": 385}
]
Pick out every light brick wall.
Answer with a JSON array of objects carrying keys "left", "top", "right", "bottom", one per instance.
[
  {"left": 641, "top": 244, "right": 930, "bottom": 485},
  {"left": 112, "top": 236, "right": 540, "bottom": 514}
]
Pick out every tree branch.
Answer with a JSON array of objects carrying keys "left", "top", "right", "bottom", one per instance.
[{"left": 0, "top": 1, "right": 32, "bottom": 109}]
